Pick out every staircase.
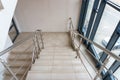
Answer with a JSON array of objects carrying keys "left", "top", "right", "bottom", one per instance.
[
  {"left": 26, "top": 32, "right": 91, "bottom": 80},
  {"left": 1, "top": 18, "right": 120, "bottom": 80},
  {"left": 0, "top": 32, "right": 92, "bottom": 80}
]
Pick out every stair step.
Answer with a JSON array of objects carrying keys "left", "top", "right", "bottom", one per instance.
[
  {"left": 41, "top": 47, "right": 74, "bottom": 52},
  {"left": 42, "top": 46, "right": 73, "bottom": 50},
  {"left": 26, "top": 71, "right": 77, "bottom": 80},
  {"left": 10, "top": 51, "right": 32, "bottom": 54},
  {"left": 54, "top": 46, "right": 73, "bottom": 49},
  {"left": 3, "top": 75, "right": 23, "bottom": 80},
  {"left": 40, "top": 52, "right": 76, "bottom": 56},
  {"left": 53, "top": 60, "right": 72, "bottom": 66},
  {"left": 26, "top": 71, "right": 91, "bottom": 80},
  {"left": 11, "top": 45, "right": 33, "bottom": 52},
  {"left": 4, "top": 67, "right": 27, "bottom": 75},
  {"left": 7, "top": 60, "right": 31, "bottom": 68},
  {"left": 31, "top": 66, "right": 52, "bottom": 72},
  {"left": 38, "top": 55, "right": 76, "bottom": 60},
  {"left": 26, "top": 71, "right": 52, "bottom": 80},
  {"left": 8, "top": 53, "right": 32, "bottom": 61},
  {"left": 54, "top": 56, "right": 76, "bottom": 60},
  {"left": 34, "top": 58, "right": 81, "bottom": 65},
  {"left": 39, "top": 56, "right": 54, "bottom": 60},
  {"left": 54, "top": 52, "right": 76, "bottom": 56},
  {"left": 41, "top": 49, "right": 74, "bottom": 53},
  {"left": 31, "top": 65, "right": 77, "bottom": 73}
]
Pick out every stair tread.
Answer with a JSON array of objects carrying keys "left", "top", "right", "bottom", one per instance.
[
  {"left": 30, "top": 66, "right": 84, "bottom": 73},
  {"left": 8, "top": 54, "right": 32, "bottom": 60},
  {"left": 26, "top": 71, "right": 91, "bottom": 80},
  {"left": 4, "top": 67, "right": 27, "bottom": 75},
  {"left": 3, "top": 75, "right": 23, "bottom": 80},
  {"left": 10, "top": 51, "right": 32, "bottom": 54},
  {"left": 7, "top": 60, "right": 31, "bottom": 68},
  {"left": 26, "top": 71, "right": 76, "bottom": 80}
]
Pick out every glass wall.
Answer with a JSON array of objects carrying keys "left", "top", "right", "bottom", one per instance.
[
  {"left": 83, "top": 0, "right": 94, "bottom": 36},
  {"left": 93, "top": 4, "right": 120, "bottom": 58},
  {"left": 79, "top": 0, "right": 120, "bottom": 79}
]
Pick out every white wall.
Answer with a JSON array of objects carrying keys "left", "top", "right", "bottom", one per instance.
[
  {"left": 4, "top": 35, "right": 13, "bottom": 50},
  {"left": 0, "top": 0, "right": 17, "bottom": 51},
  {"left": 15, "top": 0, "right": 82, "bottom": 32}
]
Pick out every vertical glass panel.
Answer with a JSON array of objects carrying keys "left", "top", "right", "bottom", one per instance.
[
  {"left": 93, "top": 5, "right": 120, "bottom": 58},
  {"left": 105, "top": 56, "right": 115, "bottom": 70},
  {"left": 103, "top": 37, "right": 120, "bottom": 76},
  {"left": 114, "top": 67, "right": 120, "bottom": 80},
  {"left": 83, "top": 0, "right": 94, "bottom": 35},
  {"left": 111, "top": 37, "right": 120, "bottom": 79}
]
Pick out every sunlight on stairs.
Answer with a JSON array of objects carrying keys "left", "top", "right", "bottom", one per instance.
[{"left": 26, "top": 32, "right": 91, "bottom": 80}]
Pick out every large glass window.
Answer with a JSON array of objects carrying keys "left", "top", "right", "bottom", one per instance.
[
  {"left": 80, "top": 0, "right": 120, "bottom": 79},
  {"left": 83, "top": 0, "right": 94, "bottom": 36},
  {"left": 80, "top": 0, "right": 120, "bottom": 80},
  {"left": 93, "top": 5, "right": 120, "bottom": 58}
]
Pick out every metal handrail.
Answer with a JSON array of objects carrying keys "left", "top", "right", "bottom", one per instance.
[
  {"left": 69, "top": 17, "right": 74, "bottom": 31},
  {"left": 69, "top": 18, "right": 120, "bottom": 62},
  {"left": 69, "top": 18, "right": 120, "bottom": 80},
  {"left": 0, "top": 29, "right": 44, "bottom": 57},
  {"left": 32, "top": 30, "right": 44, "bottom": 63},
  {"left": 0, "top": 29, "right": 44, "bottom": 80},
  {"left": 74, "top": 31, "right": 120, "bottom": 62},
  {"left": 36, "top": 30, "right": 44, "bottom": 49},
  {"left": 0, "top": 34, "right": 34, "bottom": 56}
]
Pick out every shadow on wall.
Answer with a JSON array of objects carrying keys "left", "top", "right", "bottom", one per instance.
[{"left": 0, "top": 0, "right": 4, "bottom": 10}]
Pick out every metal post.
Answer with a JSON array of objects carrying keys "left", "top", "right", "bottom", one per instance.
[{"left": 39, "top": 30, "right": 44, "bottom": 49}]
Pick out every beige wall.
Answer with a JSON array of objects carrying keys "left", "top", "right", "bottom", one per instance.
[{"left": 15, "top": 0, "right": 82, "bottom": 32}]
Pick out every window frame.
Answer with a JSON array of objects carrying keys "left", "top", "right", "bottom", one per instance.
[
  {"left": 78, "top": 0, "right": 120, "bottom": 79},
  {"left": 9, "top": 18, "right": 19, "bottom": 42}
]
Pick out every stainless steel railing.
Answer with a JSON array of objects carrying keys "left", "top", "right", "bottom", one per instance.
[
  {"left": 69, "top": 18, "right": 120, "bottom": 80},
  {"left": 0, "top": 29, "right": 44, "bottom": 80},
  {"left": 32, "top": 30, "right": 44, "bottom": 63}
]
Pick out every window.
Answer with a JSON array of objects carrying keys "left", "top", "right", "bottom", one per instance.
[
  {"left": 79, "top": 0, "right": 120, "bottom": 79},
  {"left": 9, "top": 18, "right": 19, "bottom": 42},
  {"left": 93, "top": 4, "right": 120, "bottom": 58},
  {"left": 82, "top": 0, "right": 95, "bottom": 36}
]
